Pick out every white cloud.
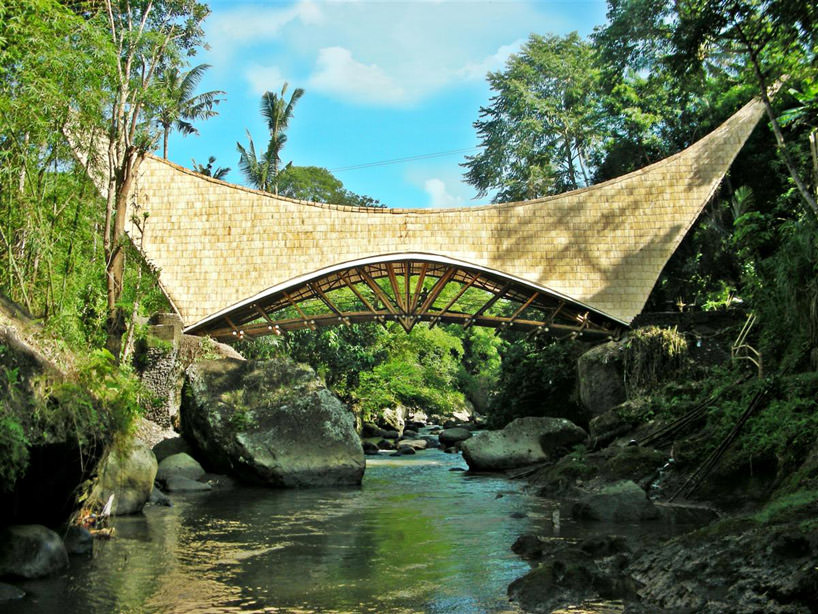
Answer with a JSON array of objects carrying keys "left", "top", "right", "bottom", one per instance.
[
  {"left": 244, "top": 64, "right": 286, "bottom": 96},
  {"left": 205, "top": 1, "right": 599, "bottom": 106},
  {"left": 308, "top": 47, "right": 407, "bottom": 106},
  {"left": 424, "top": 178, "right": 465, "bottom": 207},
  {"left": 206, "top": 1, "right": 323, "bottom": 60},
  {"left": 457, "top": 39, "right": 525, "bottom": 81}
]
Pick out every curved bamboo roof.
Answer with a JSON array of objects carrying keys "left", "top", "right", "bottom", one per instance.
[{"left": 122, "top": 96, "right": 765, "bottom": 338}]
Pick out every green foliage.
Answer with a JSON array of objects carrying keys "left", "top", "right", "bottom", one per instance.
[
  {"left": 753, "top": 489, "right": 818, "bottom": 524},
  {"left": 623, "top": 326, "right": 688, "bottom": 395},
  {"left": 744, "top": 220, "right": 818, "bottom": 373},
  {"left": 353, "top": 324, "right": 467, "bottom": 421},
  {"left": 0, "top": 412, "right": 29, "bottom": 492},
  {"left": 277, "top": 166, "right": 385, "bottom": 207},
  {"left": 237, "top": 83, "right": 304, "bottom": 193},
  {"left": 451, "top": 326, "right": 506, "bottom": 413},
  {"left": 487, "top": 337, "right": 584, "bottom": 428},
  {"left": 49, "top": 349, "right": 146, "bottom": 444},
  {"left": 464, "top": 32, "right": 602, "bottom": 201}
]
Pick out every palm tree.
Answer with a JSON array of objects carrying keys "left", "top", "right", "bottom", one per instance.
[
  {"left": 236, "top": 130, "right": 273, "bottom": 192},
  {"left": 261, "top": 83, "right": 304, "bottom": 186},
  {"left": 157, "top": 64, "right": 225, "bottom": 159},
  {"left": 237, "top": 83, "right": 304, "bottom": 194},
  {"left": 192, "top": 156, "right": 230, "bottom": 180}
]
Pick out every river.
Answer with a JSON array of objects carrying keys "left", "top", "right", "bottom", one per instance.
[
  {"left": 8, "top": 448, "right": 669, "bottom": 613},
  {"left": 8, "top": 449, "right": 542, "bottom": 613}
]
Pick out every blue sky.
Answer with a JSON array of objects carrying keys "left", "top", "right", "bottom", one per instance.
[{"left": 165, "top": 0, "right": 609, "bottom": 208}]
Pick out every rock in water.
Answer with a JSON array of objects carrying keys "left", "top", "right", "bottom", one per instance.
[
  {"left": 63, "top": 526, "right": 93, "bottom": 556},
  {"left": 461, "top": 417, "right": 587, "bottom": 471},
  {"left": 438, "top": 427, "right": 472, "bottom": 447},
  {"left": 91, "top": 439, "right": 158, "bottom": 515},
  {"left": 0, "top": 525, "right": 69, "bottom": 579},
  {"left": 156, "top": 452, "right": 205, "bottom": 484},
  {"left": 182, "top": 358, "right": 365, "bottom": 487}
]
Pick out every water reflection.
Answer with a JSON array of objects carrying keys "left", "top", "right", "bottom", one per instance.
[{"left": 9, "top": 450, "right": 537, "bottom": 614}]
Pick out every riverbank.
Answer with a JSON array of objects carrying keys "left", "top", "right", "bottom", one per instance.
[{"left": 503, "top": 377, "right": 818, "bottom": 613}]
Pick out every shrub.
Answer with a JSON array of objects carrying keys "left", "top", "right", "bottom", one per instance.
[{"left": 623, "top": 326, "right": 688, "bottom": 395}]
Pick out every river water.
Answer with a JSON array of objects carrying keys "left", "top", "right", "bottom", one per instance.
[
  {"left": 8, "top": 448, "right": 682, "bottom": 613},
  {"left": 9, "top": 449, "right": 550, "bottom": 613}
]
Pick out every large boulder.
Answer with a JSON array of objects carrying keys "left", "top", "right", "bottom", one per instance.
[
  {"left": 461, "top": 417, "right": 587, "bottom": 471},
  {"left": 91, "top": 439, "right": 157, "bottom": 515},
  {"left": 0, "top": 525, "right": 69, "bottom": 579},
  {"left": 577, "top": 342, "right": 626, "bottom": 417},
  {"left": 571, "top": 480, "right": 659, "bottom": 522},
  {"left": 156, "top": 452, "right": 205, "bottom": 484},
  {"left": 182, "top": 358, "right": 365, "bottom": 487}
]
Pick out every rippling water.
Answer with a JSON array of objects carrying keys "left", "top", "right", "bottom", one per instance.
[{"left": 8, "top": 449, "right": 562, "bottom": 614}]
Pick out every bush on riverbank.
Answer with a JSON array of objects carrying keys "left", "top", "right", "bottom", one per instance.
[{"left": 1, "top": 302, "right": 148, "bottom": 505}]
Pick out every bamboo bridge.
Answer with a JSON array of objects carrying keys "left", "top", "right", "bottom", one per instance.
[{"left": 110, "top": 97, "right": 765, "bottom": 341}]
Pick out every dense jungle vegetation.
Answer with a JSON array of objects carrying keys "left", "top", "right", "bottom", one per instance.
[{"left": 1, "top": 0, "right": 817, "bottom": 497}]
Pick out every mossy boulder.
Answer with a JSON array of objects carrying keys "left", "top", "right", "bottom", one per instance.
[
  {"left": 577, "top": 342, "right": 626, "bottom": 417},
  {"left": 461, "top": 417, "right": 587, "bottom": 471},
  {"left": 91, "top": 439, "right": 158, "bottom": 515},
  {"left": 182, "top": 358, "right": 364, "bottom": 487}
]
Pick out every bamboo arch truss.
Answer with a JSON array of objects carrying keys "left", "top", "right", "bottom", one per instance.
[{"left": 185, "top": 254, "right": 624, "bottom": 341}]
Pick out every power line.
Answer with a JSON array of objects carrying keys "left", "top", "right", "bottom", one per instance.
[{"left": 329, "top": 146, "right": 480, "bottom": 173}]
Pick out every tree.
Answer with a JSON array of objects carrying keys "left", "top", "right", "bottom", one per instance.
[
  {"left": 157, "top": 64, "right": 224, "bottom": 159},
  {"left": 237, "top": 83, "right": 304, "bottom": 195},
  {"left": 663, "top": 0, "right": 817, "bottom": 216},
  {"left": 463, "top": 33, "right": 603, "bottom": 202},
  {"left": 92, "top": 0, "right": 211, "bottom": 357},
  {"left": 192, "top": 155, "right": 230, "bottom": 180},
  {"left": 276, "top": 166, "right": 385, "bottom": 207}
]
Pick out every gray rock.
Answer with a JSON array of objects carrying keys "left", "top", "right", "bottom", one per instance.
[
  {"left": 182, "top": 358, "right": 364, "bottom": 487},
  {"left": 378, "top": 406, "right": 407, "bottom": 435},
  {"left": 577, "top": 341, "right": 626, "bottom": 417},
  {"left": 398, "top": 438, "right": 428, "bottom": 450},
  {"left": 438, "top": 427, "right": 472, "bottom": 446},
  {"left": 461, "top": 417, "right": 587, "bottom": 471},
  {"left": 91, "top": 439, "right": 158, "bottom": 515},
  {"left": 156, "top": 452, "right": 205, "bottom": 484},
  {"left": 164, "top": 475, "right": 211, "bottom": 492},
  {"left": 0, "top": 582, "right": 25, "bottom": 601},
  {"left": 588, "top": 408, "right": 633, "bottom": 446},
  {"left": 421, "top": 436, "right": 441, "bottom": 449},
  {"left": 148, "top": 486, "right": 173, "bottom": 506},
  {"left": 571, "top": 480, "right": 659, "bottom": 522},
  {"left": 151, "top": 436, "right": 192, "bottom": 463},
  {"left": 393, "top": 445, "right": 416, "bottom": 456},
  {"left": 361, "top": 422, "right": 384, "bottom": 438},
  {"left": 377, "top": 439, "right": 396, "bottom": 450},
  {"left": 63, "top": 526, "right": 93, "bottom": 556},
  {"left": 362, "top": 441, "right": 380, "bottom": 455},
  {"left": 0, "top": 525, "right": 69, "bottom": 579}
]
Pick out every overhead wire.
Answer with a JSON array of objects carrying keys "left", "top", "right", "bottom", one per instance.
[{"left": 329, "top": 146, "right": 480, "bottom": 172}]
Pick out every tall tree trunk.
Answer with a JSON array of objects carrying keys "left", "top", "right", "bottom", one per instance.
[{"left": 106, "top": 148, "right": 143, "bottom": 359}]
